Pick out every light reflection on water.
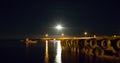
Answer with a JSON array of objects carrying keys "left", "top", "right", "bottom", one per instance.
[
  {"left": 55, "top": 41, "right": 62, "bottom": 63},
  {"left": 45, "top": 40, "right": 62, "bottom": 63},
  {"left": 1, "top": 39, "right": 120, "bottom": 63},
  {"left": 43, "top": 40, "right": 120, "bottom": 63},
  {"left": 45, "top": 40, "right": 49, "bottom": 63},
  {"left": 23, "top": 39, "right": 120, "bottom": 63}
]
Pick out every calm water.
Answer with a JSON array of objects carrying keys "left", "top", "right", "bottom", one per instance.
[{"left": 0, "top": 39, "right": 120, "bottom": 63}]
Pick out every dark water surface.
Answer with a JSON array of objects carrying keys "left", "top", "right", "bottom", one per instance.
[{"left": 0, "top": 39, "right": 120, "bottom": 63}]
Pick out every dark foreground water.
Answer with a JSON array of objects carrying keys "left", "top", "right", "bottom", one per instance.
[{"left": 0, "top": 39, "right": 120, "bottom": 63}]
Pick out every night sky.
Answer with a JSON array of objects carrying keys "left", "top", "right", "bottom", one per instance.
[{"left": 0, "top": 0, "right": 120, "bottom": 38}]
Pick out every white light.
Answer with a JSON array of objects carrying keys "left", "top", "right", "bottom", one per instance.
[
  {"left": 55, "top": 25, "right": 63, "bottom": 30},
  {"left": 55, "top": 41, "right": 62, "bottom": 63}
]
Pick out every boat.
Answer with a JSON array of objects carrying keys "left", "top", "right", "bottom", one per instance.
[{"left": 25, "top": 38, "right": 37, "bottom": 44}]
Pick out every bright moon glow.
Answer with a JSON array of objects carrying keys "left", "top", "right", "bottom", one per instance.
[
  {"left": 55, "top": 41, "right": 62, "bottom": 63},
  {"left": 55, "top": 25, "right": 63, "bottom": 30}
]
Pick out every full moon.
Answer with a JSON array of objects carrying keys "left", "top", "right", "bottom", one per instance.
[{"left": 55, "top": 25, "right": 63, "bottom": 30}]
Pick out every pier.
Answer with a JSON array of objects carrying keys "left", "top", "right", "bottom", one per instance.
[{"left": 26, "top": 36, "right": 120, "bottom": 57}]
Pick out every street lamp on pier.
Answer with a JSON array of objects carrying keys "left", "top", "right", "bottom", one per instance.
[
  {"left": 61, "top": 33, "right": 64, "bottom": 37},
  {"left": 45, "top": 34, "right": 48, "bottom": 37},
  {"left": 84, "top": 32, "right": 88, "bottom": 37}
]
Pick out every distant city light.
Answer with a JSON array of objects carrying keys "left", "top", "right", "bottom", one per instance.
[{"left": 55, "top": 25, "right": 63, "bottom": 30}]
